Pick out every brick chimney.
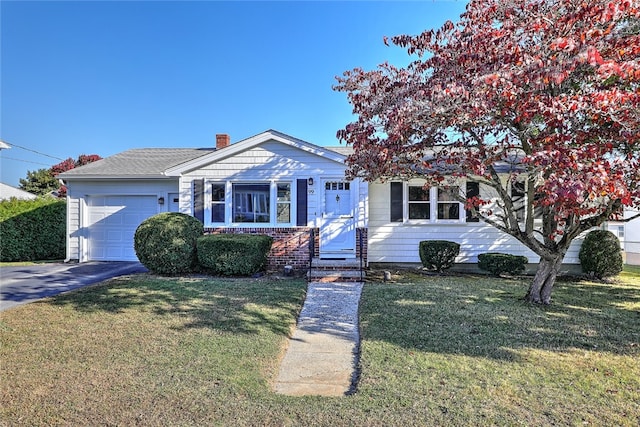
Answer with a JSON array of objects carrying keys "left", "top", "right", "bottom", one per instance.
[{"left": 216, "top": 134, "right": 230, "bottom": 149}]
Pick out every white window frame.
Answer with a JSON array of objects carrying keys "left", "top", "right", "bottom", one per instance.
[
  {"left": 204, "top": 180, "right": 294, "bottom": 227},
  {"left": 209, "top": 182, "right": 226, "bottom": 224},
  {"left": 403, "top": 183, "right": 466, "bottom": 224},
  {"left": 276, "top": 182, "right": 292, "bottom": 224}
]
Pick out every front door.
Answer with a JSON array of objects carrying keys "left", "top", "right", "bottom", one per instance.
[{"left": 320, "top": 180, "right": 356, "bottom": 258}]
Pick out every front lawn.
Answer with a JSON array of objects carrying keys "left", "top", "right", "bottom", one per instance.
[
  {"left": 1, "top": 272, "right": 638, "bottom": 426},
  {"left": 622, "top": 263, "right": 640, "bottom": 279}
]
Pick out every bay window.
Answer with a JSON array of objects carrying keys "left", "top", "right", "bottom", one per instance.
[{"left": 233, "top": 183, "right": 270, "bottom": 223}]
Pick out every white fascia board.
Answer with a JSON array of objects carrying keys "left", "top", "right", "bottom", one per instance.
[
  {"left": 59, "top": 174, "right": 173, "bottom": 181},
  {"left": 164, "top": 130, "right": 346, "bottom": 177}
]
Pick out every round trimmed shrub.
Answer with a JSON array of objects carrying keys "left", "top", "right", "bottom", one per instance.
[
  {"left": 419, "top": 240, "right": 460, "bottom": 272},
  {"left": 579, "top": 229, "right": 623, "bottom": 279},
  {"left": 134, "top": 212, "right": 203, "bottom": 275}
]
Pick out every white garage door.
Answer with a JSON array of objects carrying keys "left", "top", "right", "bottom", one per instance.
[{"left": 87, "top": 195, "right": 158, "bottom": 261}]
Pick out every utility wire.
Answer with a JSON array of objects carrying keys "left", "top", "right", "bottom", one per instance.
[
  {"left": 1, "top": 141, "right": 65, "bottom": 161},
  {"left": 0, "top": 156, "right": 53, "bottom": 166}
]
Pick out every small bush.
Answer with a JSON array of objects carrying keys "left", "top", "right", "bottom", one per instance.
[
  {"left": 419, "top": 240, "right": 460, "bottom": 272},
  {"left": 478, "top": 253, "right": 529, "bottom": 276},
  {"left": 579, "top": 229, "right": 623, "bottom": 278},
  {"left": 0, "top": 197, "right": 66, "bottom": 261},
  {"left": 134, "top": 213, "right": 203, "bottom": 275},
  {"left": 197, "top": 234, "right": 273, "bottom": 276}
]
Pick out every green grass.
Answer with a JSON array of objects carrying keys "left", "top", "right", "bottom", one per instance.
[
  {"left": 1, "top": 272, "right": 638, "bottom": 426},
  {"left": 622, "top": 264, "right": 640, "bottom": 279},
  {"left": 357, "top": 272, "right": 639, "bottom": 426}
]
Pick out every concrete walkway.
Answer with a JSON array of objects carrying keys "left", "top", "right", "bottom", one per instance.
[{"left": 274, "top": 281, "right": 363, "bottom": 396}]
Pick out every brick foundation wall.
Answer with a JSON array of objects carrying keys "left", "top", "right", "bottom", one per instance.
[
  {"left": 204, "top": 227, "right": 312, "bottom": 272},
  {"left": 204, "top": 227, "right": 369, "bottom": 273}
]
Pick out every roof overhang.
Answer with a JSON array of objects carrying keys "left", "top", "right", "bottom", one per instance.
[{"left": 59, "top": 174, "right": 176, "bottom": 181}]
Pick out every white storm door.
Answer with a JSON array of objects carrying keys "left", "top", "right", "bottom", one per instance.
[{"left": 319, "top": 180, "right": 356, "bottom": 258}]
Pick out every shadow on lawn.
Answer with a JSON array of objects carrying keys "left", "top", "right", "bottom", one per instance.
[
  {"left": 361, "top": 274, "right": 640, "bottom": 361},
  {"left": 50, "top": 274, "right": 307, "bottom": 336}
]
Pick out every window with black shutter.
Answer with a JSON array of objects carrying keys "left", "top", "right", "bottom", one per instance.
[
  {"left": 296, "top": 179, "right": 308, "bottom": 226},
  {"left": 390, "top": 182, "right": 403, "bottom": 222},
  {"left": 193, "top": 179, "right": 205, "bottom": 223},
  {"left": 465, "top": 181, "right": 480, "bottom": 222}
]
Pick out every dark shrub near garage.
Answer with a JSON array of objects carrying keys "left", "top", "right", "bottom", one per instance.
[
  {"left": 197, "top": 234, "right": 273, "bottom": 276},
  {"left": 0, "top": 198, "right": 66, "bottom": 262},
  {"left": 134, "top": 212, "right": 203, "bottom": 275},
  {"left": 579, "top": 229, "right": 623, "bottom": 279},
  {"left": 418, "top": 240, "right": 460, "bottom": 272},
  {"left": 478, "top": 252, "right": 529, "bottom": 276}
]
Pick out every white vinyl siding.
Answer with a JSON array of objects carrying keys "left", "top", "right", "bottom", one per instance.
[
  {"left": 368, "top": 181, "right": 585, "bottom": 265},
  {"left": 66, "top": 196, "right": 80, "bottom": 260},
  {"left": 181, "top": 140, "right": 363, "bottom": 229}
]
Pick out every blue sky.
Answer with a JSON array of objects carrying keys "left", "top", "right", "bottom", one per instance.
[{"left": 1, "top": 0, "right": 468, "bottom": 187}]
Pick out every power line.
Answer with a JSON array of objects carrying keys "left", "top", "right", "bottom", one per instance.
[
  {"left": 0, "top": 156, "right": 53, "bottom": 167},
  {"left": 0, "top": 141, "right": 65, "bottom": 161}
]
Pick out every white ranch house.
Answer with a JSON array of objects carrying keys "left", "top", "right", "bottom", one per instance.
[
  {"left": 60, "top": 129, "right": 629, "bottom": 273},
  {"left": 0, "top": 183, "right": 37, "bottom": 201}
]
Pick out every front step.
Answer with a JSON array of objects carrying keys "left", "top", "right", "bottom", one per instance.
[{"left": 307, "top": 258, "right": 365, "bottom": 282}]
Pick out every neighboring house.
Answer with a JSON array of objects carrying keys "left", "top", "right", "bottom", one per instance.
[
  {"left": 0, "top": 183, "right": 37, "bottom": 201},
  {"left": 59, "top": 129, "right": 586, "bottom": 271},
  {"left": 606, "top": 209, "right": 640, "bottom": 266}
]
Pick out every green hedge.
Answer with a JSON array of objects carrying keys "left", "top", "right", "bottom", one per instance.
[
  {"left": 0, "top": 198, "right": 66, "bottom": 261},
  {"left": 478, "top": 253, "right": 529, "bottom": 276},
  {"left": 579, "top": 229, "right": 623, "bottom": 278},
  {"left": 133, "top": 213, "right": 204, "bottom": 275},
  {"left": 197, "top": 234, "right": 273, "bottom": 276},
  {"left": 418, "top": 240, "right": 460, "bottom": 272}
]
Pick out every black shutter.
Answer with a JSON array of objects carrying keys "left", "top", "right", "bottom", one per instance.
[
  {"left": 296, "top": 179, "right": 308, "bottom": 226},
  {"left": 466, "top": 181, "right": 480, "bottom": 222},
  {"left": 193, "top": 179, "right": 204, "bottom": 223},
  {"left": 390, "top": 182, "right": 403, "bottom": 222}
]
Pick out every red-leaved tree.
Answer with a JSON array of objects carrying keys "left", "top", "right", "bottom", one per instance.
[
  {"left": 50, "top": 154, "right": 102, "bottom": 197},
  {"left": 335, "top": 0, "right": 640, "bottom": 304}
]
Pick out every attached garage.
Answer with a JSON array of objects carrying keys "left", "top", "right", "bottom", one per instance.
[{"left": 86, "top": 195, "right": 158, "bottom": 261}]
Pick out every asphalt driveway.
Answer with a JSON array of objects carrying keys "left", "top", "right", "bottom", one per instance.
[{"left": 0, "top": 261, "right": 148, "bottom": 312}]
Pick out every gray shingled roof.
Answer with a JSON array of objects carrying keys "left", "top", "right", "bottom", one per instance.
[
  {"left": 326, "top": 146, "right": 353, "bottom": 156},
  {"left": 58, "top": 148, "right": 215, "bottom": 179},
  {"left": 0, "top": 182, "right": 37, "bottom": 200},
  {"left": 58, "top": 139, "right": 352, "bottom": 180}
]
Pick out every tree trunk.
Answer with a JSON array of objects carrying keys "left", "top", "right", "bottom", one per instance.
[{"left": 525, "top": 256, "right": 563, "bottom": 305}]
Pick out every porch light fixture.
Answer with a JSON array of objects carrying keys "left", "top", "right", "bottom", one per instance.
[
  {"left": 158, "top": 197, "right": 165, "bottom": 205},
  {"left": 308, "top": 177, "right": 314, "bottom": 186}
]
